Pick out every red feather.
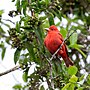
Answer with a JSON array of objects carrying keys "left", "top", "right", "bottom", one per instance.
[{"left": 44, "top": 25, "right": 74, "bottom": 67}]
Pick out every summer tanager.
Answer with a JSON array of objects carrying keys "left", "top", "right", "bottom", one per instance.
[{"left": 44, "top": 25, "right": 74, "bottom": 67}]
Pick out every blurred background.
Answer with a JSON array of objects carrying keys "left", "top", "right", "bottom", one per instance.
[{"left": 0, "top": 0, "right": 90, "bottom": 90}]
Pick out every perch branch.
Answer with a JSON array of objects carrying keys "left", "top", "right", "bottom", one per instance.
[{"left": 0, "top": 65, "right": 20, "bottom": 77}]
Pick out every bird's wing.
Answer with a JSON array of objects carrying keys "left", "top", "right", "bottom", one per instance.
[
  {"left": 58, "top": 33, "right": 69, "bottom": 57},
  {"left": 58, "top": 33, "right": 64, "bottom": 41}
]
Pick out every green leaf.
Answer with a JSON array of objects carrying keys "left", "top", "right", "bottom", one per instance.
[
  {"left": 70, "top": 32, "right": 78, "bottom": 45},
  {"left": 69, "top": 75, "right": 78, "bottom": 83},
  {"left": 45, "top": 0, "right": 49, "bottom": 6},
  {"left": 42, "top": 20, "right": 49, "bottom": 28},
  {"left": 22, "top": 72, "right": 28, "bottom": 82},
  {"left": 13, "top": 84, "right": 22, "bottom": 89},
  {"left": 51, "top": 9, "right": 62, "bottom": 20},
  {"left": 40, "top": 85, "right": 45, "bottom": 90},
  {"left": 16, "top": 0, "right": 20, "bottom": 8},
  {"left": 60, "top": 28, "right": 67, "bottom": 38},
  {"left": 77, "top": 87, "right": 84, "bottom": 90},
  {"left": 75, "top": 47, "right": 86, "bottom": 58},
  {"left": 68, "top": 84, "right": 75, "bottom": 90},
  {"left": 48, "top": 13, "right": 55, "bottom": 25},
  {"left": 14, "top": 48, "right": 21, "bottom": 64},
  {"left": 15, "top": 0, "right": 21, "bottom": 13},
  {"left": 0, "top": 27, "right": 5, "bottom": 33},
  {"left": 0, "top": 41, "right": 4, "bottom": 48},
  {"left": 34, "top": 28, "right": 43, "bottom": 45},
  {"left": 68, "top": 66, "right": 78, "bottom": 75},
  {"left": 87, "top": 74, "right": 90, "bottom": 85},
  {"left": 0, "top": 10, "right": 4, "bottom": 16},
  {"left": 69, "top": 44, "right": 86, "bottom": 58},
  {"left": 39, "top": 16, "right": 47, "bottom": 21},
  {"left": 62, "top": 83, "right": 71, "bottom": 90},
  {"left": 69, "top": 44, "right": 84, "bottom": 49},
  {"left": 77, "top": 44, "right": 84, "bottom": 48},
  {"left": 56, "top": 22, "right": 60, "bottom": 26},
  {"left": 1, "top": 47, "right": 6, "bottom": 60},
  {"left": 25, "top": 42, "right": 35, "bottom": 61},
  {"left": 79, "top": 75, "right": 85, "bottom": 81},
  {"left": 16, "top": 22, "right": 20, "bottom": 32},
  {"left": 21, "top": 0, "right": 28, "bottom": 15}
]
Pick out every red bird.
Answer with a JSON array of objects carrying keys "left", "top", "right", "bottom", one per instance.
[{"left": 44, "top": 25, "right": 74, "bottom": 67}]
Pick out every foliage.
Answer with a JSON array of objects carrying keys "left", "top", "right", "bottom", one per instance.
[{"left": 0, "top": 0, "right": 90, "bottom": 90}]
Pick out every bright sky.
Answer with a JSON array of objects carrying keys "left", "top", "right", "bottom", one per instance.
[{"left": 0, "top": 0, "right": 24, "bottom": 90}]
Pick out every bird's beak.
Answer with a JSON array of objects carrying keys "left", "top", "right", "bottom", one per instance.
[{"left": 45, "top": 28, "right": 49, "bottom": 31}]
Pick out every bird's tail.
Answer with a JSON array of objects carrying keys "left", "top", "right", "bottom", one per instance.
[{"left": 64, "top": 57, "right": 74, "bottom": 67}]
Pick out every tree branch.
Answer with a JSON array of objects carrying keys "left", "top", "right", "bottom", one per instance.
[
  {"left": 0, "top": 65, "right": 20, "bottom": 77},
  {"left": 0, "top": 17, "right": 15, "bottom": 25},
  {"left": 0, "top": 33, "right": 8, "bottom": 38}
]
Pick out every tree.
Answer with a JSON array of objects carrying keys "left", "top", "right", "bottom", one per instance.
[{"left": 0, "top": 0, "right": 90, "bottom": 90}]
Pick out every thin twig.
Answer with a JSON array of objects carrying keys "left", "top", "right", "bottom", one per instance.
[
  {"left": 0, "top": 65, "right": 20, "bottom": 77},
  {"left": 0, "top": 61, "right": 20, "bottom": 83},
  {"left": 0, "top": 17, "right": 15, "bottom": 25},
  {"left": 31, "top": 9, "right": 34, "bottom": 16},
  {"left": 46, "top": 58, "right": 54, "bottom": 89},
  {"left": 44, "top": 55, "right": 54, "bottom": 89},
  {"left": 0, "top": 33, "right": 8, "bottom": 38}
]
